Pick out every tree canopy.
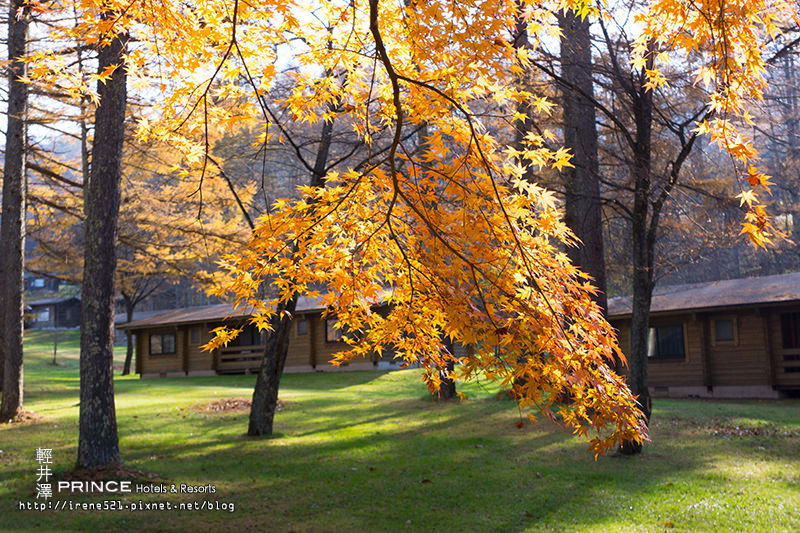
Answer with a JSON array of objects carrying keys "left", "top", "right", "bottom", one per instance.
[{"left": 22, "top": 0, "right": 799, "bottom": 453}]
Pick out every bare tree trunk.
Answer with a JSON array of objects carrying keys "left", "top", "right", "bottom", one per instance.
[
  {"left": 432, "top": 338, "right": 456, "bottom": 400},
  {"left": 559, "top": 11, "right": 607, "bottom": 314},
  {"left": 620, "top": 64, "right": 655, "bottom": 456},
  {"left": 52, "top": 330, "right": 59, "bottom": 366},
  {"left": 122, "top": 301, "right": 134, "bottom": 375},
  {"left": 622, "top": 259, "right": 653, "bottom": 454},
  {"left": 77, "top": 26, "right": 127, "bottom": 467},
  {"left": 118, "top": 276, "right": 163, "bottom": 376},
  {"left": 0, "top": 273, "right": 3, "bottom": 394},
  {"left": 0, "top": 0, "right": 30, "bottom": 422}
]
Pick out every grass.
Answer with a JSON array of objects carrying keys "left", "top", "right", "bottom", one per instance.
[{"left": 1, "top": 330, "right": 799, "bottom": 532}]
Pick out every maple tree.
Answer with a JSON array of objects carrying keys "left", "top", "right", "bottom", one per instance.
[
  {"left": 160, "top": 0, "right": 789, "bottom": 453},
  {"left": 182, "top": 0, "right": 656, "bottom": 452},
  {"left": 23, "top": 0, "right": 797, "bottom": 454}
]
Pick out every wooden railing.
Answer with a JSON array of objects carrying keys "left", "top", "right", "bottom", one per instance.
[
  {"left": 216, "top": 344, "right": 265, "bottom": 374},
  {"left": 782, "top": 349, "right": 800, "bottom": 369}
]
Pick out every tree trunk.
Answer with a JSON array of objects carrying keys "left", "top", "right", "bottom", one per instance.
[
  {"left": 621, "top": 258, "right": 653, "bottom": 454},
  {"left": 559, "top": 11, "right": 607, "bottom": 314},
  {"left": 436, "top": 359, "right": 457, "bottom": 400},
  {"left": 77, "top": 26, "right": 127, "bottom": 467},
  {"left": 0, "top": 0, "right": 30, "bottom": 422},
  {"left": 620, "top": 65, "right": 655, "bottom": 456},
  {"left": 512, "top": 8, "right": 535, "bottom": 183},
  {"left": 247, "top": 113, "right": 334, "bottom": 436},
  {"left": 122, "top": 297, "right": 135, "bottom": 375},
  {"left": 248, "top": 297, "right": 297, "bottom": 436},
  {"left": 53, "top": 330, "right": 59, "bottom": 366},
  {"left": 433, "top": 338, "right": 457, "bottom": 400}
]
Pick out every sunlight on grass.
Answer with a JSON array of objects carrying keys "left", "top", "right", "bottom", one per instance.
[{"left": 1, "top": 333, "right": 798, "bottom": 532}]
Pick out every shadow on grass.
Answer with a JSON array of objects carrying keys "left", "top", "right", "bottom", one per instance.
[
  {"left": 5, "top": 371, "right": 800, "bottom": 532},
  {"left": 95, "top": 396, "right": 704, "bottom": 531},
  {"left": 125, "top": 414, "right": 700, "bottom": 531}
]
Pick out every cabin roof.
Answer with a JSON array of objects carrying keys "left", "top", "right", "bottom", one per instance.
[
  {"left": 118, "top": 294, "right": 329, "bottom": 330},
  {"left": 27, "top": 296, "right": 80, "bottom": 308},
  {"left": 608, "top": 271, "right": 800, "bottom": 318}
]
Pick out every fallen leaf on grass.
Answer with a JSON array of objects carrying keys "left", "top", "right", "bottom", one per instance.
[
  {"left": 8, "top": 410, "right": 42, "bottom": 424},
  {"left": 193, "top": 398, "right": 289, "bottom": 413}
]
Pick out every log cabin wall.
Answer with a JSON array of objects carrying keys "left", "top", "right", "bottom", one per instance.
[
  {"left": 646, "top": 314, "right": 706, "bottom": 394},
  {"left": 185, "top": 323, "right": 214, "bottom": 374},
  {"left": 124, "top": 299, "right": 395, "bottom": 377},
  {"left": 284, "top": 313, "right": 315, "bottom": 370},
  {"left": 612, "top": 308, "right": 786, "bottom": 398},
  {"left": 706, "top": 309, "right": 771, "bottom": 390},
  {"left": 770, "top": 305, "right": 800, "bottom": 390},
  {"left": 307, "top": 314, "right": 376, "bottom": 371},
  {"left": 606, "top": 271, "right": 800, "bottom": 398},
  {"left": 138, "top": 326, "right": 182, "bottom": 376},
  {"left": 132, "top": 311, "right": 380, "bottom": 376},
  {"left": 613, "top": 313, "right": 706, "bottom": 396}
]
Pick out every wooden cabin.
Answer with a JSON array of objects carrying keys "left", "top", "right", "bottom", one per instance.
[
  {"left": 25, "top": 297, "right": 81, "bottom": 329},
  {"left": 609, "top": 272, "right": 800, "bottom": 399},
  {"left": 119, "top": 295, "right": 398, "bottom": 377}
]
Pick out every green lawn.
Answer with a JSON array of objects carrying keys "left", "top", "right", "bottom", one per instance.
[{"left": 1, "top": 330, "right": 799, "bottom": 532}]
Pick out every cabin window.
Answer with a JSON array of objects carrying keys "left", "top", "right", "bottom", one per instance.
[
  {"left": 190, "top": 327, "right": 201, "bottom": 344},
  {"left": 712, "top": 318, "right": 736, "bottom": 344},
  {"left": 37, "top": 308, "right": 50, "bottom": 322},
  {"left": 150, "top": 332, "right": 176, "bottom": 355},
  {"left": 297, "top": 319, "right": 308, "bottom": 336},
  {"left": 326, "top": 319, "right": 343, "bottom": 342},
  {"left": 33, "top": 278, "right": 45, "bottom": 288},
  {"left": 234, "top": 324, "right": 262, "bottom": 346},
  {"left": 648, "top": 324, "right": 685, "bottom": 359},
  {"left": 781, "top": 313, "right": 800, "bottom": 349}
]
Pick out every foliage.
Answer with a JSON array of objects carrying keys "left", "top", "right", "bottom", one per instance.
[
  {"left": 25, "top": 0, "right": 800, "bottom": 452},
  {"left": 190, "top": 0, "right": 653, "bottom": 453},
  {"left": 633, "top": 0, "right": 798, "bottom": 246},
  {"left": 26, "top": 130, "right": 255, "bottom": 292},
  {"left": 21, "top": 5, "right": 256, "bottom": 294}
]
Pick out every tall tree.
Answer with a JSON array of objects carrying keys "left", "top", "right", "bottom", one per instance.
[
  {"left": 0, "top": 0, "right": 30, "bottom": 422},
  {"left": 559, "top": 11, "right": 607, "bottom": 314},
  {"left": 77, "top": 22, "right": 127, "bottom": 468},
  {"left": 594, "top": 28, "right": 704, "bottom": 454}
]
